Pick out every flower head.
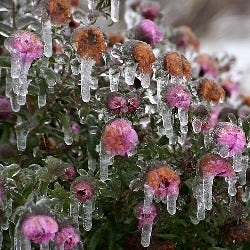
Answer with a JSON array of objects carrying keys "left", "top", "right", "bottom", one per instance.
[
  {"left": 163, "top": 51, "right": 192, "bottom": 80},
  {"left": 106, "top": 93, "right": 128, "bottom": 114},
  {"left": 55, "top": 225, "right": 80, "bottom": 250},
  {"left": 131, "top": 19, "right": 163, "bottom": 45},
  {"left": 141, "top": 2, "right": 160, "bottom": 21},
  {"left": 65, "top": 165, "right": 76, "bottom": 181},
  {"left": 72, "top": 26, "right": 107, "bottom": 61},
  {"left": 72, "top": 177, "right": 95, "bottom": 202},
  {"left": 71, "top": 122, "right": 80, "bottom": 133},
  {"left": 108, "top": 32, "right": 125, "bottom": 47},
  {"left": 0, "top": 97, "right": 12, "bottom": 120},
  {"left": 164, "top": 85, "right": 191, "bottom": 110},
  {"left": 46, "top": 0, "right": 71, "bottom": 25},
  {"left": 127, "top": 96, "right": 140, "bottom": 113},
  {"left": 134, "top": 203, "right": 157, "bottom": 229},
  {"left": 146, "top": 165, "right": 180, "bottom": 199},
  {"left": 22, "top": 214, "right": 58, "bottom": 244},
  {"left": 214, "top": 122, "right": 246, "bottom": 157},
  {"left": 101, "top": 119, "right": 138, "bottom": 157},
  {"left": 198, "top": 154, "right": 235, "bottom": 177},
  {"left": 5, "top": 31, "right": 43, "bottom": 63}
]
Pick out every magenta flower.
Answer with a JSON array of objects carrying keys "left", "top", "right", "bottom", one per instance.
[
  {"left": 141, "top": 3, "right": 160, "bottom": 21},
  {"left": 5, "top": 31, "right": 43, "bottom": 64},
  {"left": 71, "top": 122, "right": 80, "bottom": 133},
  {"left": 164, "top": 85, "right": 191, "bottom": 111},
  {"left": 55, "top": 226, "right": 80, "bottom": 250},
  {"left": 102, "top": 119, "right": 138, "bottom": 156},
  {"left": 72, "top": 177, "right": 95, "bottom": 202},
  {"left": 222, "top": 79, "right": 239, "bottom": 98},
  {"left": 0, "top": 97, "right": 12, "bottom": 120},
  {"left": 132, "top": 19, "right": 163, "bottom": 45},
  {"left": 22, "top": 215, "right": 58, "bottom": 244},
  {"left": 106, "top": 93, "right": 128, "bottom": 114},
  {"left": 199, "top": 154, "right": 235, "bottom": 177},
  {"left": 127, "top": 96, "right": 140, "bottom": 113},
  {"left": 214, "top": 122, "right": 246, "bottom": 157},
  {"left": 201, "top": 106, "right": 223, "bottom": 132},
  {"left": 65, "top": 166, "right": 76, "bottom": 181},
  {"left": 134, "top": 203, "right": 157, "bottom": 229}
]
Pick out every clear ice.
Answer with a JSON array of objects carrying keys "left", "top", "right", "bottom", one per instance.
[
  {"left": 38, "top": 94, "right": 47, "bottom": 108},
  {"left": 192, "top": 118, "right": 202, "bottom": 134},
  {"left": 82, "top": 199, "right": 93, "bottom": 231},
  {"left": 124, "top": 63, "right": 138, "bottom": 85},
  {"left": 111, "top": 0, "right": 120, "bottom": 22},
  {"left": 140, "top": 223, "right": 152, "bottom": 248},
  {"left": 70, "top": 195, "right": 79, "bottom": 228},
  {"left": 80, "top": 58, "right": 95, "bottom": 102},
  {"left": 242, "top": 186, "right": 250, "bottom": 202},
  {"left": 167, "top": 194, "right": 178, "bottom": 215},
  {"left": 140, "top": 72, "right": 150, "bottom": 89},
  {"left": 42, "top": 19, "right": 52, "bottom": 58},
  {"left": 143, "top": 184, "right": 154, "bottom": 214},
  {"left": 15, "top": 120, "right": 29, "bottom": 151},
  {"left": 218, "top": 144, "right": 229, "bottom": 158},
  {"left": 14, "top": 224, "right": 31, "bottom": 250},
  {"left": 109, "top": 68, "right": 120, "bottom": 92},
  {"left": 99, "top": 148, "right": 114, "bottom": 181},
  {"left": 225, "top": 176, "right": 237, "bottom": 196}
]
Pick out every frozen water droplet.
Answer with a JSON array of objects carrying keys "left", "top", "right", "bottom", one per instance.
[
  {"left": 225, "top": 176, "right": 237, "bottom": 196},
  {"left": 17, "top": 95, "right": 26, "bottom": 106},
  {"left": 203, "top": 175, "right": 214, "bottom": 210},
  {"left": 70, "top": 196, "right": 79, "bottom": 228},
  {"left": 143, "top": 184, "right": 154, "bottom": 214},
  {"left": 167, "top": 194, "right": 178, "bottom": 215},
  {"left": 82, "top": 199, "right": 93, "bottom": 231},
  {"left": 10, "top": 93, "right": 20, "bottom": 112},
  {"left": 140, "top": 72, "right": 150, "bottom": 89},
  {"left": 38, "top": 94, "right": 46, "bottom": 108},
  {"left": 192, "top": 118, "right": 202, "bottom": 133},
  {"left": 11, "top": 55, "right": 21, "bottom": 78},
  {"left": 15, "top": 122, "right": 29, "bottom": 151},
  {"left": 5, "top": 75, "right": 12, "bottom": 98},
  {"left": 178, "top": 108, "right": 188, "bottom": 126},
  {"left": 140, "top": 223, "right": 152, "bottom": 248},
  {"left": 190, "top": 215, "right": 199, "bottom": 225},
  {"left": 124, "top": 63, "right": 138, "bottom": 85},
  {"left": 80, "top": 58, "right": 95, "bottom": 102},
  {"left": 42, "top": 19, "right": 52, "bottom": 58},
  {"left": 111, "top": 0, "right": 120, "bottom": 22},
  {"left": 218, "top": 144, "right": 229, "bottom": 158},
  {"left": 99, "top": 149, "right": 113, "bottom": 181},
  {"left": 109, "top": 68, "right": 120, "bottom": 92},
  {"left": 88, "top": 152, "right": 96, "bottom": 173}
]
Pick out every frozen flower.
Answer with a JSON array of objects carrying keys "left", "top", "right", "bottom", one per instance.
[
  {"left": 163, "top": 51, "right": 192, "bottom": 80},
  {"left": 146, "top": 165, "right": 180, "bottom": 199},
  {"left": 141, "top": 2, "right": 160, "bottom": 21},
  {"left": 198, "top": 78, "right": 225, "bottom": 103},
  {"left": 5, "top": 30, "right": 43, "bottom": 64},
  {"left": 72, "top": 177, "right": 95, "bottom": 202},
  {"left": 134, "top": 203, "right": 157, "bottom": 229},
  {"left": 108, "top": 32, "right": 125, "bottom": 47},
  {"left": 170, "top": 26, "right": 200, "bottom": 52},
  {"left": 194, "top": 54, "right": 220, "bottom": 79},
  {"left": 101, "top": 118, "right": 138, "bottom": 156},
  {"left": 46, "top": 0, "right": 71, "bottom": 25},
  {"left": 106, "top": 93, "right": 128, "bottom": 114},
  {"left": 22, "top": 214, "right": 58, "bottom": 244},
  {"left": 198, "top": 154, "right": 235, "bottom": 177},
  {"left": 214, "top": 122, "right": 246, "bottom": 157},
  {"left": 201, "top": 106, "right": 223, "bottom": 132},
  {"left": 130, "top": 19, "right": 163, "bottom": 45},
  {"left": 55, "top": 225, "right": 80, "bottom": 250},
  {"left": 0, "top": 97, "right": 12, "bottom": 120},
  {"left": 164, "top": 85, "right": 191, "bottom": 111},
  {"left": 65, "top": 165, "right": 76, "bottom": 181},
  {"left": 71, "top": 122, "right": 80, "bottom": 133},
  {"left": 70, "top": 0, "right": 79, "bottom": 9},
  {"left": 72, "top": 26, "right": 107, "bottom": 62},
  {"left": 127, "top": 96, "right": 140, "bottom": 113}
]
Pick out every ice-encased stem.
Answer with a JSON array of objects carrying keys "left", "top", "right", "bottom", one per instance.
[
  {"left": 178, "top": 108, "right": 188, "bottom": 126},
  {"left": 11, "top": 55, "right": 21, "bottom": 78},
  {"left": 109, "top": 68, "right": 120, "bottom": 92},
  {"left": 140, "top": 223, "right": 152, "bottom": 248},
  {"left": 82, "top": 199, "right": 93, "bottom": 231},
  {"left": 10, "top": 93, "right": 20, "bottom": 112},
  {"left": 140, "top": 72, "right": 150, "bottom": 89},
  {"left": 70, "top": 196, "right": 79, "bottom": 228},
  {"left": 111, "top": 0, "right": 120, "bottom": 22},
  {"left": 143, "top": 184, "right": 154, "bottom": 214},
  {"left": 18, "top": 61, "right": 31, "bottom": 97},
  {"left": 167, "top": 194, "right": 178, "bottom": 215},
  {"left": 226, "top": 176, "right": 237, "bottom": 196},
  {"left": 80, "top": 58, "right": 95, "bottom": 102},
  {"left": 203, "top": 175, "right": 214, "bottom": 210},
  {"left": 14, "top": 223, "right": 31, "bottom": 250},
  {"left": 124, "top": 63, "right": 138, "bottom": 85},
  {"left": 99, "top": 150, "right": 113, "bottom": 181},
  {"left": 15, "top": 123, "right": 29, "bottom": 151},
  {"left": 42, "top": 19, "right": 52, "bottom": 58}
]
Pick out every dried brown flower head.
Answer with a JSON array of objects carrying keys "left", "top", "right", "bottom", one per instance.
[
  {"left": 198, "top": 78, "right": 225, "bottom": 103},
  {"left": 108, "top": 32, "right": 125, "bottom": 47},
  {"left": 133, "top": 42, "right": 156, "bottom": 75},
  {"left": 72, "top": 27, "right": 107, "bottom": 62},
  {"left": 163, "top": 52, "right": 192, "bottom": 80},
  {"left": 241, "top": 95, "right": 250, "bottom": 106},
  {"left": 46, "top": 0, "right": 71, "bottom": 25}
]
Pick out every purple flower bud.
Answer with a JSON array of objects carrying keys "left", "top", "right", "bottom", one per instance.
[
  {"left": 106, "top": 93, "right": 128, "bottom": 114},
  {"left": 131, "top": 19, "right": 163, "bottom": 45},
  {"left": 22, "top": 215, "right": 58, "bottom": 244},
  {"left": 65, "top": 166, "right": 76, "bottom": 181},
  {"left": 72, "top": 177, "right": 95, "bottom": 202},
  {"left": 71, "top": 122, "right": 80, "bottom": 133},
  {"left": 141, "top": 3, "right": 160, "bottom": 21},
  {"left": 55, "top": 226, "right": 80, "bottom": 250},
  {"left": 0, "top": 97, "right": 12, "bottom": 120}
]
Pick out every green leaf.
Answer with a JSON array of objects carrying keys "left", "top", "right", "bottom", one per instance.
[
  {"left": 0, "top": 56, "right": 10, "bottom": 68},
  {"left": 88, "top": 226, "right": 103, "bottom": 250}
]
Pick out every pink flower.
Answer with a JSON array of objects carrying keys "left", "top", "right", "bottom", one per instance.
[
  {"left": 0, "top": 97, "right": 12, "bottom": 120},
  {"left": 106, "top": 93, "right": 128, "bottom": 114},
  {"left": 22, "top": 215, "right": 58, "bottom": 244},
  {"left": 65, "top": 166, "right": 76, "bottom": 181},
  {"left": 5, "top": 31, "right": 43, "bottom": 63},
  {"left": 134, "top": 203, "right": 157, "bottom": 229},
  {"left": 101, "top": 119, "right": 138, "bottom": 156},
  {"left": 201, "top": 106, "right": 223, "bottom": 132},
  {"left": 72, "top": 177, "right": 95, "bottom": 202},
  {"left": 141, "top": 3, "right": 160, "bottom": 21},
  {"left": 164, "top": 85, "right": 191, "bottom": 111},
  {"left": 127, "top": 96, "right": 140, "bottom": 113},
  {"left": 214, "top": 122, "right": 246, "bottom": 157},
  {"left": 71, "top": 122, "right": 80, "bottom": 133},
  {"left": 131, "top": 19, "right": 163, "bottom": 45},
  {"left": 55, "top": 226, "right": 80, "bottom": 250},
  {"left": 222, "top": 79, "right": 239, "bottom": 98},
  {"left": 198, "top": 154, "right": 235, "bottom": 177}
]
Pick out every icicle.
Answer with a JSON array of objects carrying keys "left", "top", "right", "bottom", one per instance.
[
  {"left": 143, "top": 184, "right": 154, "bottom": 214},
  {"left": 156, "top": 80, "right": 163, "bottom": 102},
  {"left": 233, "top": 153, "right": 245, "bottom": 172},
  {"left": 80, "top": 58, "right": 95, "bottom": 102},
  {"left": 225, "top": 176, "right": 237, "bottom": 196},
  {"left": 38, "top": 94, "right": 46, "bottom": 108},
  {"left": 18, "top": 61, "right": 31, "bottom": 97},
  {"left": 5, "top": 75, "right": 12, "bottom": 98},
  {"left": 12, "top": 77, "right": 20, "bottom": 95},
  {"left": 17, "top": 95, "right": 26, "bottom": 106},
  {"left": 167, "top": 194, "right": 178, "bottom": 215},
  {"left": 82, "top": 199, "right": 93, "bottom": 231},
  {"left": 242, "top": 186, "right": 250, "bottom": 202},
  {"left": 63, "top": 126, "right": 73, "bottom": 145},
  {"left": 124, "top": 63, "right": 138, "bottom": 85},
  {"left": 42, "top": 19, "right": 52, "bottom": 58},
  {"left": 109, "top": 68, "right": 120, "bottom": 92},
  {"left": 70, "top": 196, "right": 79, "bottom": 228},
  {"left": 140, "top": 72, "right": 150, "bottom": 89},
  {"left": 88, "top": 151, "right": 96, "bottom": 173},
  {"left": 194, "top": 177, "right": 206, "bottom": 221},
  {"left": 14, "top": 223, "right": 31, "bottom": 250},
  {"left": 99, "top": 150, "right": 113, "bottom": 181},
  {"left": 203, "top": 175, "right": 214, "bottom": 210},
  {"left": 161, "top": 106, "right": 172, "bottom": 131},
  {"left": 87, "top": 0, "right": 96, "bottom": 11},
  {"left": 10, "top": 93, "right": 20, "bottom": 112},
  {"left": 140, "top": 223, "right": 152, "bottom": 248},
  {"left": 111, "top": 0, "right": 120, "bottom": 22},
  {"left": 11, "top": 55, "right": 21, "bottom": 78},
  {"left": 218, "top": 144, "right": 229, "bottom": 158},
  {"left": 15, "top": 122, "right": 29, "bottom": 151},
  {"left": 192, "top": 118, "right": 202, "bottom": 133},
  {"left": 178, "top": 108, "right": 188, "bottom": 126}
]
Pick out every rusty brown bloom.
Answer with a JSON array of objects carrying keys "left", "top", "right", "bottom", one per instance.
[
  {"left": 198, "top": 78, "right": 225, "bottom": 103},
  {"left": 108, "top": 32, "right": 125, "bottom": 47},
  {"left": 46, "top": 0, "right": 71, "bottom": 25},
  {"left": 163, "top": 52, "right": 192, "bottom": 80},
  {"left": 72, "top": 27, "right": 107, "bottom": 62}
]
